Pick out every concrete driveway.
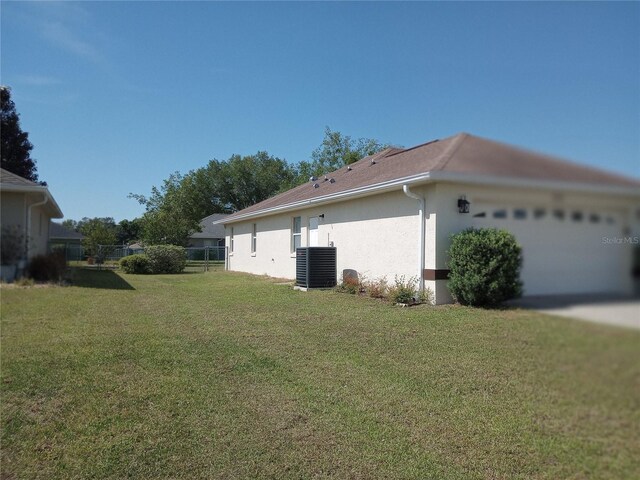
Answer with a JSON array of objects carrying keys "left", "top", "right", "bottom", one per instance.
[{"left": 509, "top": 294, "right": 640, "bottom": 330}]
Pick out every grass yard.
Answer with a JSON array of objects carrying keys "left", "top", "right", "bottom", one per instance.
[{"left": 1, "top": 269, "right": 639, "bottom": 479}]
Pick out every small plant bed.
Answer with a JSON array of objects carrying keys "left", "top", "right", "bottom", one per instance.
[{"left": 335, "top": 274, "right": 434, "bottom": 306}]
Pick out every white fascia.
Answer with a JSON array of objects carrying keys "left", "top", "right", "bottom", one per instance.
[
  {"left": 215, "top": 172, "right": 435, "bottom": 224},
  {"left": 215, "top": 171, "right": 640, "bottom": 225},
  {"left": 1, "top": 184, "right": 64, "bottom": 218}
]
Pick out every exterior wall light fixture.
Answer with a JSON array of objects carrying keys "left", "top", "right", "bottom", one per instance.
[{"left": 458, "top": 196, "right": 470, "bottom": 214}]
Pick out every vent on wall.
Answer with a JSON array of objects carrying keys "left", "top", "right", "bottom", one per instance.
[{"left": 295, "top": 247, "right": 337, "bottom": 288}]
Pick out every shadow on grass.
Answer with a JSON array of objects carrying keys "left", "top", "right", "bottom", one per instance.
[{"left": 68, "top": 267, "right": 135, "bottom": 290}]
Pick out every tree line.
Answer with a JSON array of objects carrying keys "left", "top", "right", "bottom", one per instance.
[
  {"left": 2, "top": 85, "right": 393, "bottom": 248},
  {"left": 121, "top": 127, "right": 391, "bottom": 246}
]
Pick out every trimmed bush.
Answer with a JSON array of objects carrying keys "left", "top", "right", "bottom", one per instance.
[
  {"left": 145, "top": 245, "right": 186, "bottom": 274},
  {"left": 119, "top": 254, "right": 151, "bottom": 274},
  {"left": 447, "top": 228, "right": 523, "bottom": 307},
  {"left": 27, "top": 251, "right": 67, "bottom": 282}
]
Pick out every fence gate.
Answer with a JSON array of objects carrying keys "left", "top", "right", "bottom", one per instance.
[{"left": 184, "top": 246, "right": 226, "bottom": 273}]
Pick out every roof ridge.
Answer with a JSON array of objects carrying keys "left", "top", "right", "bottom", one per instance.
[
  {"left": 385, "top": 138, "right": 440, "bottom": 158},
  {"left": 432, "top": 132, "right": 469, "bottom": 171},
  {"left": 461, "top": 135, "right": 640, "bottom": 184}
]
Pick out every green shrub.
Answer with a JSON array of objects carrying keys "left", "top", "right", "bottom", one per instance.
[
  {"left": 145, "top": 245, "right": 186, "bottom": 274},
  {"left": 119, "top": 254, "right": 151, "bottom": 274},
  {"left": 418, "top": 287, "right": 435, "bottom": 305},
  {"left": 1, "top": 226, "right": 25, "bottom": 265},
  {"left": 27, "top": 251, "right": 67, "bottom": 282},
  {"left": 388, "top": 275, "right": 418, "bottom": 304},
  {"left": 447, "top": 227, "right": 523, "bottom": 307}
]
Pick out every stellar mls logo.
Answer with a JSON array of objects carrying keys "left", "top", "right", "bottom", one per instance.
[{"left": 602, "top": 236, "right": 639, "bottom": 245}]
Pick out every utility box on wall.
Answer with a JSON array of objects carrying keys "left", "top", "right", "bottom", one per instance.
[{"left": 295, "top": 247, "right": 337, "bottom": 288}]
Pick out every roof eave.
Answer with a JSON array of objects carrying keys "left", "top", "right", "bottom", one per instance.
[
  {"left": 1, "top": 183, "right": 64, "bottom": 218},
  {"left": 216, "top": 171, "right": 640, "bottom": 225},
  {"left": 434, "top": 171, "right": 640, "bottom": 198},
  {"left": 215, "top": 172, "right": 435, "bottom": 224}
]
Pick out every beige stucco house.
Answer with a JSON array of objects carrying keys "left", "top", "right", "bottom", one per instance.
[
  {"left": 1, "top": 168, "right": 63, "bottom": 265},
  {"left": 216, "top": 133, "right": 640, "bottom": 304}
]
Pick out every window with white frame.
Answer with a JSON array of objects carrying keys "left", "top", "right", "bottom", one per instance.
[
  {"left": 251, "top": 223, "right": 257, "bottom": 253},
  {"left": 230, "top": 227, "right": 234, "bottom": 253},
  {"left": 292, "top": 216, "right": 301, "bottom": 252}
]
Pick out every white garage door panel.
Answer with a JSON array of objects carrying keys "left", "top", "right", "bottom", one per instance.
[{"left": 472, "top": 206, "right": 626, "bottom": 296}]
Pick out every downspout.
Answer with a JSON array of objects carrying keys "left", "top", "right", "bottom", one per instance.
[
  {"left": 402, "top": 184, "right": 425, "bottom": 292},
  {"left": 26, "top": 193, "right": 48, "bottom": 260}
]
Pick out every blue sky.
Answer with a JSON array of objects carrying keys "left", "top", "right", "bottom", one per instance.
[{"left": 2, "top": 1, "right": 638, "bottom": 222}]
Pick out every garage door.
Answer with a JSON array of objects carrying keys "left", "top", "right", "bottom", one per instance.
[{"left": 471, "top": 204, "right": 628, "bottom": 295}]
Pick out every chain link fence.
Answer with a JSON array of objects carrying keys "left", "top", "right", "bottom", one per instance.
[{"left": 49, "top": 243, "right": 227, "bottom": 273}]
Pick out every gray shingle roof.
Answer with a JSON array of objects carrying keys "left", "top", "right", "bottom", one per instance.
[
  {"left": 223, "top": 133, "right": 640, "bottom": 223},
  {"left": 1, "top": 168, "right": 64, "bottom": 218},
  {"left": 49, "top": 222, "right": 84, "bottom": 240},
  {"left": 0, "top": 168, "right": 41, "bottom": 187},
  {"left": 190, "top": 213, "right": 229, "bottom": 239}
]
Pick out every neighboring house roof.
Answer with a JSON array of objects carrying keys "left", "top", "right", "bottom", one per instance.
[
  {"left": 219, "top": 133, "right": 640, "bottom": 224},
  {"left": 190, "top": 213, "right": 228, "bottom": 238},
  {"left": 0, "top": 168, "right": 64, "bottom": 218},
  {"left": 128, "top": 243, "right": 144, "bottom": 250},
  {"left": 49, "top": 222, "right": 84, "bottom": 240}
]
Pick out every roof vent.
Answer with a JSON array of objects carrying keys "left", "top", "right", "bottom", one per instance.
[
  {"left": 370, "top": 159, "right": 376, "bottom": 165},
  {"left": 313, "top": 183, "right": 319, "bottom": 188},
  {"left": 324, "top": 175, "right": 328, "bottom": 181},
  {"left": 347, "top": 166, "right": 352, "bottom": 171},
  {"left": 329, "top": 178, "right": 335, "bottom": 184},
  {"left": 309, "top": 176, "right": 317, "bottom": 182}
]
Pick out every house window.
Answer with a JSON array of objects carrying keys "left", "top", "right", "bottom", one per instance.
[
  {"left": 251, "top": 223, "right": 257, "bottom": 253},
  {"left": 533, "top": 208, "right": 546, "bottom": 219},
  {"left": 513, "top": 209, "right": 527, "bottom": 220},
  {"left": 292, "top": 216, "right": 301, "bottom": 252},
  {"left": 230, "top": 227, "right": 234, "bottom": 253},
  {"left": 553, "top": 209, "right": 565, "bottom": 221},
  {"left": 493, "top": 209, "right": 507, "bottom": 219}
]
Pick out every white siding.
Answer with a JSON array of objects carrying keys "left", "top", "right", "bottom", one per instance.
[
  {"left": 29, "top": 204, "right": 50, "bottom": 257},
  {"left": 432, "top": 183, "right": 639, "bottom": 301},
  {"left": 226, "top": 190, "right": 424, "bottom": 283},
  {"left": 225, "top": 182, "right": 639, "bottom": 304},
  {"left": 0, "top": 192, "right": 52, "bottom": 260}
]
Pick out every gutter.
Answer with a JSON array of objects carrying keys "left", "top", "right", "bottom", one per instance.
[
  {"left": 0, "top": 184, "right": 64, "bottom": 218},
  {"left": 215, "top": 172, "right": 435, "bottom": 224},
  {"left": 215, "top": 171, "right": 640, "bottom": 225},
  {"left": 402, "top": 185, "right": 425, "bottom": 292},
  {"left": 26, "top": 193, "right": 48, "bottom": 259}
]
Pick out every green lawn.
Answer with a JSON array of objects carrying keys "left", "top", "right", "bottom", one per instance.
[{"left": 1, "top": 269, "right": 639, "bottom": 479}]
